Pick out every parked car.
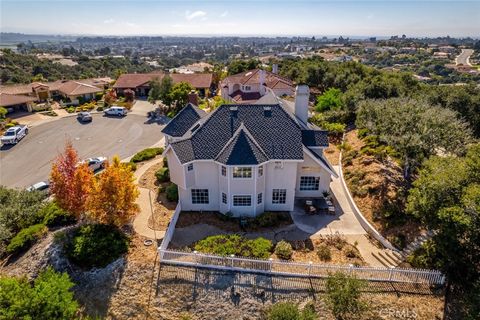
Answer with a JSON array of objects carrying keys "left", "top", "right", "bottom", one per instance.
[
  {"left": 27, "top": 181, "right": 50, "bottom": 193},
  {"left": 104, "top": 106, "right": 127, "bottom": 116},
  {"left": 0, "top": 125, "right": 28, "bottom": 145},
  {"left": 78, "top": 157, "right": 107, "bottom": 171},
  {"left": 77, "top": 111, "right": 92, "bottom": 122}
]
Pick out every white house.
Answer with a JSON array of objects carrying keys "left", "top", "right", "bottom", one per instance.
[
  {"left": 162, "top": 85, "right": 338, "bottom": 217},
  {"left": 220, "top": 67, "right": 294, "bottom": 104}
]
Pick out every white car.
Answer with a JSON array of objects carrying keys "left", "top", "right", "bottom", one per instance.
[
  {"left": 104, "top": 106, "right": 127, "bottom": 116},
  {"left": 27, "top": 181, "right": 50, "bottom": 193},
  {"left": 1, "top": 125, "right": 28, "bottom": 145},
  {"left": 78, "top": 157, "right": 107, "bottom": 171}
]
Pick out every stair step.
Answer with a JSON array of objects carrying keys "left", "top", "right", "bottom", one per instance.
[
  {"left": 371, "top": 252, "right": 390, "bottom": 267},
  {"left": 385, "top": 251, "right": 403, "bottom": 264},
  {"left": 377, "top": 251, "right": 398, "bottom": 266}
]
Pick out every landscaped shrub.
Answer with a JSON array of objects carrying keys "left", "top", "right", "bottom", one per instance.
[
  {"left": 266, "top": 302, "right": 317, "bottom": 320},
  {"left": 130, "top": 147, "right": 164, "bottom": 163},
  {"left": 65, "top": 106, "right": 75, "bottom": 113},
  {"left": 344, "top": 246, "right": 361, "bottom": 259},
  {"left": 249, "top": 211, "right": 292, "bottom": 229},
  {"left": 274, "top": 240, "right": 293, "bottom": 260},
  {"left": 123, "top": 161, "right": 137, "bottom": 172},
  {"left": 316, "top": 243, "right": 332, "bottom": 261},
  {"left": 6, "top": 224, "right": 47, "bottom": 254},
  {"left": 155, "top": 167, "right": 170, "bottom": 183},
  {"left": 163, "top": 156, "right": 169, "bottom": 168},
  {"left": 326, "top": 272, "right": 367, "bottom": 319},
  {"left": 194, "top": 234, "right": 272, "bottom": 259},
  {"left": 37, "top": 202, "right": 76, "bottom": 228},
  {"left": 166, "top": 183, "right": 178, "bottom": 202},
  {"left": 65, "top": 224, "right": 129, "bottom": 269},
  {"left": 0, "top": 267, "right": 79, "bottom": 319}
]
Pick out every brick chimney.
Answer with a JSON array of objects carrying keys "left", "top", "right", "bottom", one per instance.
[
  {"left": 294, "top": 85, "right": 309, "bottom": 124},
  {"left": 188, "top": 90, "right": 198, "bottom": 106}
]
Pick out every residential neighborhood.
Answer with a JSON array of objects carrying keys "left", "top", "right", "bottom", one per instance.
[{"left": 0, "top": 1, "right": 479, "bottom": 320}]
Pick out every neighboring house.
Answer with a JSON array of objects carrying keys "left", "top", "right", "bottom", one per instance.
[
  {"left": 0, "top": 93, "right": 36, "bottom": 112},
  {"left": 220, "top": 67, "right": 294, "bottom": 104},
  {"left": 0, "top": 77, "right": 111, "bottom": 108},
  {"left": 113, "top": 72, "right": 213, "bottom": 97},
  {"left": 162, "top": 85, "right": 338, "bottom": 217}
]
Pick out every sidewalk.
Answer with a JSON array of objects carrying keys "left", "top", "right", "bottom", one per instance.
[{"left": 132, "top": 140, "right": 166, "bottom": 239}]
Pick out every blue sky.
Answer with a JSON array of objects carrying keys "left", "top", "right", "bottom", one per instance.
[{"left": 1, "top": 1, "right": 479, "bottom": 37}]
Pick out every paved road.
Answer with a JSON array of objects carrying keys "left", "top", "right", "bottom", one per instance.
[
  {"left": 456, "top": 48, "right": 474, "bottom": 66},
  {"left": 0, "top": 113, "right": 165, "bottom": 188}
]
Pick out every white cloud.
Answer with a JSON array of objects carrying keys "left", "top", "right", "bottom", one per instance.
[
  {"left": 125, "top": 22, "right": 138, "bottom": 28},
  {"left": 185, "top": 10, "right": 207, "bottom": 21},
  {"left": 220, "top": 10, "right": 228, "bottom": 18},
  {"left": 103, "top": 18, "right": 115, "bottom": 24}
]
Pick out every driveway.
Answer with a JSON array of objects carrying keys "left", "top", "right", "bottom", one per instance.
[
  {"left": 456, "top": 48, "right": 474, "bottom": 66},
  {"left": 0, "top": 113, "right": 164, "bottom": 188}
]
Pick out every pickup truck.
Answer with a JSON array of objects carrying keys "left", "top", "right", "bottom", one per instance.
[{"left": 1, "top": 125, "right": 29, "bottom": 145}]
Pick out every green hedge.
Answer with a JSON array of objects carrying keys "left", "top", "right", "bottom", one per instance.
[
  {"left": 155, "top": 167, "right": 170, "bottom": 183},
  {"left": 248, "top": 211, "right": 292, "bottom": 229},
  {"left": 166, "top": 183, "right": 178, "bottom": 202},
  {"left": 7, "top": 224, "right": 47, "bottom": 254},
  {"left": 274, "top": 240, "right": 293, "bottom": 260},
  {"left": 65, "top": 224, "right": 129, "bottom": 269},
  {"left": 194, "top": 234, "right": 272, "bottom": 259},
  {"left": 130, "top": 147, "right": 164, "bottom": 163},
  {"left": 37, "top": 202, "right": 76, "bottom": 228}
]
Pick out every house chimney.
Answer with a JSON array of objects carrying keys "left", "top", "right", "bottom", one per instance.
[
  {"left": 294, "top": 85, "right": 309, "bottom": 124},
  {"left": 272, "top": 64, "right": 278, "bottom": 74},
  {"left": 259, "top": 69, "right": 266, "bottom": 95},
  {"left": 188, "top": 90, "right": 198, "bottom": 106}
]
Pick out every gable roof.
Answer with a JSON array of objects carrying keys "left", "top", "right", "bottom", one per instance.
[
  {"left": 161, "top": 103, "right": 207, "bottom": 137},
  {"left": 216, "top": 126, "right": 269, "bottom": 165},
  {"left": 113, "top": 72, "right": 212, "bottom": 89},
  {"left": 222, "top": 69, "right": 294, "bottom": 91},
  {"left": 301, "top": 130, "right": 329, "bottom": 147},
  {"left": 169, "top": 104, "right": 305, "bottom": 164},
  {"left": 0, "top": 93, "right": 36, "bottom": 107},
  {"left": 57, "top": 81, "right": 103, "bottom": 96},
  {"left": 113, "top": 73, "right": 163, "bottom": 88}
]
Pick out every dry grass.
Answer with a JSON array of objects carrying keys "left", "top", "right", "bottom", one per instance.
[
  {"left": 324, "top": 142, "right": 341, "bottom": 166},
  {"left": 342, "top": 130, "right": 423, "bottom": 245},
  {"left": 137, "top": 160, "right": 176, "bottom": 231},
  {"left": 276, "top": 236, "right": 366, "bottom": 266}
]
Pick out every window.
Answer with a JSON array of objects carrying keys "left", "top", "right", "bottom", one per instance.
[
  {"left": 245, "top": 85, "right": 251, "bottom": 91},
  {"left": 187, "top": 163, "right": 194, "bottom": 171},
  {"left": 258, "top": 166, "right": 263, "bottom": 177},
  {"left": 300, "top": 176, "right": 320, "bottom": 191},
  {"left": 274, "top": 161, "right": 283, "bottom": 169},
  {"left": 221, "top": 166, "right": 227, "bottom": 176},
  {"left": 233, "top": 195, "right": 252, "bottom": 206},
  {"left": 222, "top": 192, "right": 227, "bottom": 204},
  {"left": 233, "top": 167, "right": 252, "bottom": 178},
  {"left": 191, "top": 189, "right": 209, "bottom": 204},
  {"left": 257, "top": 193, "right": 263, "bottom": 204},
  {"left": 272, "top": 189, "right": 287, "bottom": 204}
]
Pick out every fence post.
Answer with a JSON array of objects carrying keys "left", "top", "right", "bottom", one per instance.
[
  {"left": 230, "top": 254, "right": 235, "bottom": 268},
  {"left": 193, "top": 250, "right": 199, "bottom": 266},
  {"left": 349, "top": 264, "right": 354, "bottom": 276},
  {"left": 308, "top": 261, "right": 313, "bottom": 277},
  {"left": 388, "top": 266, "right": 394, "bottom": 282},
  {"left": 269, "top": 258, "right": 273, "bottom": 273}
]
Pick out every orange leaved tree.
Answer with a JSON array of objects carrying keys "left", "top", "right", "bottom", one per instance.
[
  {"left": 87, "top": 156, "right": 139, "bottom": 227},
  {"left": 50, "top": 142, "right": 93, "bottom": 217}
]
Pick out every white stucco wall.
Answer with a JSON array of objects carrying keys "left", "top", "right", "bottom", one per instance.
[
  {"left": 264, "top": 161, "right": 298, "bottom": 212},
  {"left": 295, "top": 149, "right": 331, "bottom": 198},
  {"left": 166, "top": 148, "right": 186, "bottom": 189}
]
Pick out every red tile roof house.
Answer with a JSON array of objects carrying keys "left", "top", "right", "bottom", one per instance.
[
  {"left": 0, "top": 78, "right": 111, "bottom": 110},
  {"left": 113, "top": 72, "right": 213, "bottom": 98},
  {"left": 220, "top": 67, "right": 294, "bottom": 104},
  {"left": 0, "top": 93, "right": 37, "bottom": 112}
]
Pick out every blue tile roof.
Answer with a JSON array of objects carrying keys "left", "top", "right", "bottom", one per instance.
[
  {"left": 171, "top": 104, "right": 306, "bottom": 164},
  {"left": 216, "top": 128, "right": 269, "bottom": 165},
  {"left": 161, "top": 103, "right": 206, "bottom": 137},
  {"left": 302, "top": 130, "right": 329, "bottom": 147}
]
